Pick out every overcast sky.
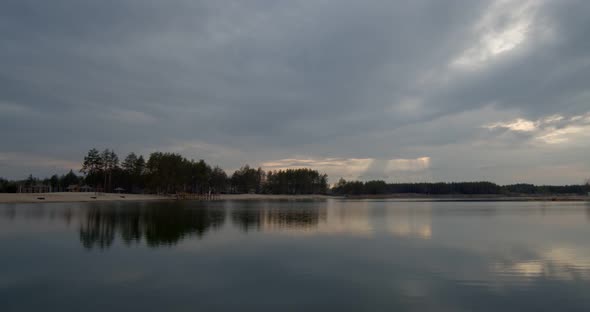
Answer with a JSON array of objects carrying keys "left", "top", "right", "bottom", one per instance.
[{"left": 1, "top": 0, "right": 589, "bottom": 184}]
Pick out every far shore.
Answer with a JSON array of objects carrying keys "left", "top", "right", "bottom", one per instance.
[
  {"left": 0, "top": 192, "right": 588, "bottom": 204},
  {"left": 342, "top": 194, "right": 590, "bottom": 201}
]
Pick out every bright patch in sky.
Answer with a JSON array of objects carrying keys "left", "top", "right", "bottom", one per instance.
[
  {"left": 484, "top": 118, "right": 538, "bottom": 132},
  {"left": 452, "top": 0, "right": 537, "bottom": 68},
  {"left": 537, "top": 126, "right": 588, "bottom": 144},
  {"left": 484, "top": 112, "right": 590, "bottom": 145},
  {"left": 385, "top": 157, "right": 431, "bottom": 172}
]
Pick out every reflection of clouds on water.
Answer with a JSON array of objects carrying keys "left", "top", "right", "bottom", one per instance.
[
  {"left": 389, "top": 220, "right": 432, "bottom": 240},
  {"left": 493, "top": 247, "right": 590, "bottom": 282},
  {"left": 542, "top": 248, "right": 590, "bottom": 280},
  {"left": 306, "top": 200, "right": 373, "bottom": 236},
  {"left": 386, "top": 205, "right": 433, "bottom": 240},
  {"left": 506, "top": 261, "right": 544, "bottom": 277},
  {"left": 230, "top": 201, "right": 327, "bottom": 234},
  {"left": 249, "top": 200, "right": 438, "bottom": 239},
  {"left": 234, "top": 200, "right": 374, "bottom": 236},
  {"left": 232, "top": 200, "right": 435, "bottom": 238}
]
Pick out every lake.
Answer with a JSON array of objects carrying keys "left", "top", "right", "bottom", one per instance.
[{"left": 1, "top": 199, "right": 590, "bottom": 311}]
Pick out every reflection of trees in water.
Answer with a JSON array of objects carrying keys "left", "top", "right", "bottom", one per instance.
[
  {"left": 231, "top": 208, "right": 262, "bottom": 232},
  {"left": 80, "top": 209, "right": 115, "bottom": 249},
  {"left": 79, "top": 202, "right": 226, "bottom": 249},
  {"left": 231, "top": 203, "right": 325, "bottom": 232}
]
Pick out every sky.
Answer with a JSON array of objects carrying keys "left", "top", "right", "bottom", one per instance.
[{"left": 1, "top": 0, "right": 589, "bottom": 184}]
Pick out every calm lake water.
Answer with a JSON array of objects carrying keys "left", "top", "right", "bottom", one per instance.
[{"left": 1, "top": 199, "right": 590, "bottom": 311}]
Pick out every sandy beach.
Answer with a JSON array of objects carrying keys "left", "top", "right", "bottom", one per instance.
[
  {"left": 0, "top": 192, "right": 169, "bottom": 203},
  {"left": 0, "top": 192, "right": 335, "bottom": 204}
]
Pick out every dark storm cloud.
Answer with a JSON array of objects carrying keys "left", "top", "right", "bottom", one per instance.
[{"left": 0, "top": 0, "right": 589, "bottom": 183}]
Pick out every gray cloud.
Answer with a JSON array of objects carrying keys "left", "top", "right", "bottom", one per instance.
[{"left": 0, "top": 0, "right": 588, "bottom": 183}]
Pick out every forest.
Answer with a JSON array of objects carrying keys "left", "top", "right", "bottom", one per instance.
[{"left": 0, "top": 148, "right": 328, "bottom": 195}]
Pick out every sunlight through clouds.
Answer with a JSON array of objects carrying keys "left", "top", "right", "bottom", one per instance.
[
  {"left": 385, "top": 157, "right": 431, "bottom": 172},
  {"left": 452, "top": 0, "right": 539, "bottom": 68},
  {"left": 484, "top": 118, "right": 538, "bottom": 132},
  {"left": 483, "top": 112, "right": 590, "bottom": 145},
  {"left": 537, "top": 126, "right": 588, "bottom": 144}
]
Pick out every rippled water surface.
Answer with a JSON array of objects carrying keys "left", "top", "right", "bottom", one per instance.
[{"left": 2, "top": 199, "right": 590, "bottom": 311}]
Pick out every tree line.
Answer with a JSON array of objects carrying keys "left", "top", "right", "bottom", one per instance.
[
  {"left": 331, "top": 179, "right": 590, "bottom": 196},
  {"left": 1, "top": 148, "right": 329, "bottom": 195}
]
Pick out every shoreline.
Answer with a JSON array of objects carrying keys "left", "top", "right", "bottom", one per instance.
[
  {"left": 0, "top": 192, "right": 169, "bottom": 204},
  {"left": 0, "top": 192, "right": 588, "bottom": 204},
  {"left": 0, "top": 192, "right": 336, "bottom": 204}
]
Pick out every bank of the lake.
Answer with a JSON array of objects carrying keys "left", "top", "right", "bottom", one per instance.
[
  {"left": 0, "top": 192, "right": 168, "bottom": 203},
  {"left": 0, "top": 192, "right": 337, "bottom": 203}
]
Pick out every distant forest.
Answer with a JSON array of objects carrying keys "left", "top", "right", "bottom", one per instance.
[
  {"left": 332, "top": 179, "right": 590, "bottom": 196},
  {"left": 0, "top": 148, "right": 588, "bottom": 196}
]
